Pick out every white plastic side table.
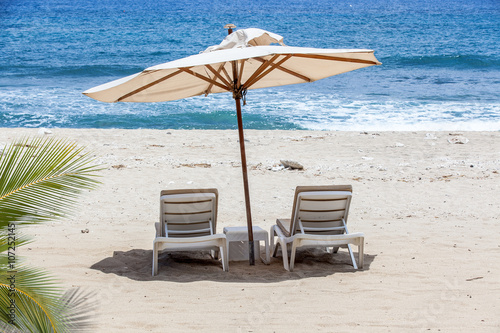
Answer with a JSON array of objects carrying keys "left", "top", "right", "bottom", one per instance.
[{"left": 223, "top": 226, "right": 270, "bottom": 264}]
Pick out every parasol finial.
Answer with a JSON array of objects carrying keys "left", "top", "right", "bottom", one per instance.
[{"left": 224, "top": 24, "right": 236, "bottom": 35}]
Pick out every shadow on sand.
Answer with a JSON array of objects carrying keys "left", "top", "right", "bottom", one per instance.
[{"left": 90, "top": 247, "right": 376, "bottom": 283}]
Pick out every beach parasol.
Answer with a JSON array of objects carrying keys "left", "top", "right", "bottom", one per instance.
[{"left": 83, "top": 25, "right": 381, "bottom": 265}]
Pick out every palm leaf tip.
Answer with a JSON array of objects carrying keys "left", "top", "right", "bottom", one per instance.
[
  {"left": 0, "top": 137, "right": 102, "bottom": 227},
  {"left": 0, "top": 283, "right": 98, "bottom": 333},
  {"left": 58, "top": 288, "right": 99, "bottom": 332}
]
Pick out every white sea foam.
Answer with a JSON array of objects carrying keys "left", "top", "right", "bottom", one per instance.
[
  {"left": 1, "top": 88, "right": 499, "bottom": 131},
  {"left": 240, "top": 91, "right": 500, "bottom": 131}
]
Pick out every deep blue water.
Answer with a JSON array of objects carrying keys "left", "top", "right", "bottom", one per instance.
[{"left": 1, "top": 0, "right": 499, "bottom": 130}]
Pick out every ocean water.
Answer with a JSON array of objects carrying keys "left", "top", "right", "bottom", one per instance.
[{"left": 1, "top": 0, "right": 499, "bottom": 131}]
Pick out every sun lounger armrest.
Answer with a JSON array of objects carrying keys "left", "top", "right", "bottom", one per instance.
[
  {"left": 276, "top": 219, "right": 291, "bottom": 237},
  {"left": 294, "top": 232, "right": 364, "bottom": 246},
  {"left": 154, "top": 234, "right": 226, "bottom": 244},
  {"left": 155, "top": 222, "right": 161, "bottom": 237}
]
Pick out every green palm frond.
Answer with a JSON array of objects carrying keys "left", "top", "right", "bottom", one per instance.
[
  {"left": 0, "top": 266, "right": 97, "bottom": 332},
  {"left": 0, "top": 232, "right": 32, "bottom": 255},
  {"left": 0, "top": 137, "right": 102, "bottom": 228},
  {"left": 0, "top": 136, "right": 102, "bottom": 331},
  {"left": 0, "top": 321, "right": 23, "bottom": 333},
  {"left": 0, "top": 265, "right": 61, "bottom": 332},
  {"left": 56, "top": 288, "right": 97, "bottom": 332},
  {"left": 0, "top": 283, "right": 55, "bottom": 332}
]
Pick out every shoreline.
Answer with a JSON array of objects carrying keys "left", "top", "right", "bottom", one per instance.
[{"left": 1, "top": 128, "right": 499, "bottom": 331}]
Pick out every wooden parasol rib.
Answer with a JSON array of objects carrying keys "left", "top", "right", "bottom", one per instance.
[
  {"left": 252, "top": 56, "right": 313, "bottom": 84},
  {"left": 206, "top": 64, "right": 233, "bottom": 89},
  {"left": 179, "top": 68, "right": 232, "bottom": 91},
  {"left": 245, "top": 55, "right": 298, "bottom": 89},
  {"left": 242, "top": 54, "right": 280, "bottom": 91},
  {"left": 292, "top": 53, "right": 380, "bottom": 65},
  {"left": 117, "top": 69, "right": 184, "bottom": 102},
  {"left": 204, "top": 63, "right": 226, "bottom": 95}
]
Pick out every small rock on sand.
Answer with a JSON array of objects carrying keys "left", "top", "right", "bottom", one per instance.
[
  {"left": 37, "top": 128, "right": 53, "bottom": 135},
  {"left": 280, "top": 160, "right": 303, "bottom": 170},
  {"left": 448, "top": 136, "right": 469, "bottom": 144}
]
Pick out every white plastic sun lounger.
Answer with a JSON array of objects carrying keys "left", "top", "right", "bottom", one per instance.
[
  {"left": 152, "top": 188, "right": 228, "bottom": 275},
  {"left": 270, "top": 185, "right": 364, "bottom": 271}
]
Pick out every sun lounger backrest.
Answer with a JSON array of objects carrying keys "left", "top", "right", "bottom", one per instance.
[
  {"left": 159, "top": 189, "right": 218, "bottom": 238},
  {"left": 290, "top": 185, "right": 352, "bottom": 236}
]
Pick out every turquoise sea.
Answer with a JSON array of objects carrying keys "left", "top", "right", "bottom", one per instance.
[{"left": 1, "top": 0, "right": 499, "bottom": 130}]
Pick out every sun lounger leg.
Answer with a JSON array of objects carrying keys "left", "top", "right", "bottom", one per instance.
[
  {"left": 152, "top": 242, "right": 159, "bottom": 276},
  {"left": 220, "top": 241, "right": 229, "bottom": 272},
  {"left": 274, "top": 237, "right": 289, "bottom": 271},
  {"left": 358, "top": 239, "right": 364, "bottom": 269},
  {"left": 270, "top": 226, "right": 277, "bottom": 257},
  {"left": 264, "top": 236, "right": 270, "bottom": 264},
  {"left": 281, "top": 241, "right": 289, "bottom": 271},
  {"left": 289, "top": 241, "right": 300, "bottom": 272},
  {"left": 347, "top": 244, "right": 358, "bottom": 269}
]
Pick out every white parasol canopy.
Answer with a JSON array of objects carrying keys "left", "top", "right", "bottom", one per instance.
[{"left": 83, "top": 29, "right": 380, "bottom": 103}]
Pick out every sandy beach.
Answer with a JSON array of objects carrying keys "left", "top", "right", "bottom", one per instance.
[{"left": 1, "top": 128, "right": 499, "bottom": 332}]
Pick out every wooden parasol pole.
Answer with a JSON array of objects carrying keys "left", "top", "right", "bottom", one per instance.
[{"left": 225, "top": 24, "right": 255, "bottom": 265}]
